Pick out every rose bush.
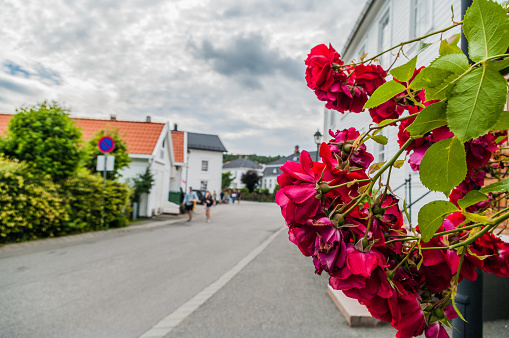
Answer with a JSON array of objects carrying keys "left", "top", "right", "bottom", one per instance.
[{"left": 277, "top": 1, "right": 509, "bottom": 337}]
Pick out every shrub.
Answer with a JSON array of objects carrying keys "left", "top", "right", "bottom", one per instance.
[
  {"left": 62, "top": 170, "right": 132, "bottom": 230},
  {"left": 0, "top": 157, "right": 70, "bottom": 243}
]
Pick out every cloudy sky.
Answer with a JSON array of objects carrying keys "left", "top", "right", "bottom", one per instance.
[{"left": 0, "top": 0, "right": 366, "bottom": 156}]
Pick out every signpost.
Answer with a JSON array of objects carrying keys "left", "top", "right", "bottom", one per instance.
[{"left": 98, "top": 136, "right": 115, "bottom": 228}]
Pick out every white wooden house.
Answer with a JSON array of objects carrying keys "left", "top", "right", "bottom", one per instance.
[{"left": 323, "top": 0, "right": 468, "bottom": 223}]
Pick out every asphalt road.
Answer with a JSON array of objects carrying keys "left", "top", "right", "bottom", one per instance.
[
  {"left": 1, "top": 201, "right": 508, "bottom": 338},
  {"left": 0, "top": 202, "right": 282, "bottom": 338}
]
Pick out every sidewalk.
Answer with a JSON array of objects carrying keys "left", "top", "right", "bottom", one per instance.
[
  {"left": 165, "top": 228, "right": 509, "bottom": 338},
  {"left": 0, "top": 213, "right": 186, "bottom": 253}
]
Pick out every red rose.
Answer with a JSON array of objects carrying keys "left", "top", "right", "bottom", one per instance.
[
  {"left": 305, "top": 44, "right": 343, "bottom": 91},
  {"left": 353, "top": 64, "right": 387, "bottom": 95}
]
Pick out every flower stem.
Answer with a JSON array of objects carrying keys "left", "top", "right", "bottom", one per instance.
[{"left": 343, "top": 138, "right": 413, "bottom": 217}]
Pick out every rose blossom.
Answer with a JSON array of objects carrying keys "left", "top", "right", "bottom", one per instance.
[{"left": 305, "top": 44, "right": 343, "bottom": 91}]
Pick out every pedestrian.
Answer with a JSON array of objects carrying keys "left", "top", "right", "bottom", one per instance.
[
  {"left": 237, "top": 190, "right": 241, "bottom": 204},
  {"left": 231, "top": 189, "right": 237, "bottom": 204},
  {"left": 213, "top": 190, "right": 217, "bottom": 204},
  {"left": 220, "top": 190, "right": 225, "bottom": 204},
  {"left": 183, "top": 187, "right": 199, "bottom": 222},
  {"left": 204, "top": 191, "right": 215, "bottom": 222}
]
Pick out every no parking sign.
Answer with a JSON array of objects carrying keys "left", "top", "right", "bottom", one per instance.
[{"left": 98, "top": 136, "right": 115, "bottom": 153}]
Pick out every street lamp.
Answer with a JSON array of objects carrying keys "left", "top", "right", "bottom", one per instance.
[{"left": 313, "top": 130, "right": 322, "bottom": 161}]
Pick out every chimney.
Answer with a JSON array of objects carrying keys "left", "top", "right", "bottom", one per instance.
[
  {"left": 145, "top": 115, "right": 151, "bottom": 122},
  {"left": 110, "top": 113, "right": 117, "bottom": 120},
  {"left": 294, "top": 145, "right": 299, "bottom": 154},
  {"left": 173, "top": 123, "right": 178, "bottom": 131}
]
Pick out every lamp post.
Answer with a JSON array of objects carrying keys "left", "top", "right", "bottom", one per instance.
[{"left": 313, "top": 130, "right": 322, "bottom": 161}]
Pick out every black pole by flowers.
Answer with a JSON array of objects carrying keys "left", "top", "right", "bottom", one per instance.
[{"left": 452, "top": 1, "right": 483, "bottom": 338}]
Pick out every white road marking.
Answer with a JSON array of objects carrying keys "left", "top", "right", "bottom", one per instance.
[{"left": 139, "top": 226, "right": 285, "bottom": 338}]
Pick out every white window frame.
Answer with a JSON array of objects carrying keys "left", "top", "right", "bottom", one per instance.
[
  {"left": 411, "top": 0, "right": 433, "bottom": 38},
  {"left": 200, "top": 180, "right": 208, "bottom": 190},
  {"left": 379, "top": 11, "right": 391, "bottom": 69}
]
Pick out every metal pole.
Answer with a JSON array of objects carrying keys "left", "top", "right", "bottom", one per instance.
[
  {"left": 408, "top": 174, "right": 412, "bottom": 223},
  {"left": 316, "top": 144, "right": 319, "bottom": 161},
  {"left": 102, "top": 155, "right": 106, "bottom": 228},
  {"left": 453, "top": 1, "right": 483, "bottom": 337}
]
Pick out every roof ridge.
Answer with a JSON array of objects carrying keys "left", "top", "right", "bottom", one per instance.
[{"left": 71, "top": 117, "right": 166, "bottom": 125}]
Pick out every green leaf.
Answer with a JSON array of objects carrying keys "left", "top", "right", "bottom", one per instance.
[
  {"left": 418, "top": 200, "right": 459, "bottom": 242},
  {"left": 490, "top": 111, "right": 509, "bottom": 131},
  {"left": 393, "top": 160, "right": 405, "bottom": 169},
  {"left": 458, "top": 190, "right": 488, "bottom": 209},
  {"left": 368, "top": 162, "right": 385, "bottom": 175},
  {"left": 410, "top": 53, "right": 469, "bottom": 99},
  {"left": 489, "top": 57, "right": 509, "bottom": 72},
  {"left": 446, "top": 65, "right": 507, "bottom": 143},
  {"left": 417, "top": 41, "right": 433, "bottom": 54},
  {"left": 371, "top": 135, "right": 388, "bottom": 145},
  {"left": 439, "top": 34, "right": 462, "bottom": 56},
  {"left": 463, "top": 0, "right": 509, "bottom": 63},
  {"left": 410, "top": 67, "right": 451, "bottom": 91},
  {"left": 463, "top": 211, "right": 490, "bottom": 223},
  {"left": 479, "top": 179, "right": 509, "bottom": 193},
  {"left": 452, "top": 289, "right": 467, "bottom": 322},
  {"left": 405, "top": 101, "right": 447, "bottom": 137},
  {"left": 390, "top": 56, "right": 418, "bottom": 83},
  {"left": 430, "top": 53, "right": 470, "bottom": 75},
  {"left": 364, "top": 81, "right": 406, "bottom": 109},
  {"left": 378, "top": 118, "right": 398, "bottom": 126},
  {"left": 420, "top": 137, "right": 467, "bottom": 194}
]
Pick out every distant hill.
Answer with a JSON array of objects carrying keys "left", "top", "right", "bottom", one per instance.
[{"left": 223, "top": 154, "right": 283, "bottom": 165}]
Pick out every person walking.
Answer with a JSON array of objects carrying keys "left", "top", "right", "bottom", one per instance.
[
  {"left": 231, "top": 189, "right": 237, "bottom": 204},
  {"left": 204, "top": 191, "right": 215, "bottom": 223},
  {"left": 220, "top": 190, "right": 225, "bottom": 204},
  {"left": 183, "top": 187, "right": 199, "bottom": 222},
  {"left": 213, "top": 190, "right": 217, "bottom": 204},
  {"left": 237, "top": 190, "right": 241, "bottom": 204}
]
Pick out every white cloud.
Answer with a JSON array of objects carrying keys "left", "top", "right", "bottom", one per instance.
[{"left": 0, "top": 0, "right": 366, "bottom": 155}]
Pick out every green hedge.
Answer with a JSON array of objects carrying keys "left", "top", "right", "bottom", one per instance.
[
  {"left": 0, "top": 158, "right": 70, "bottom": 242},
  {"left": 62, "top": 170, "right": 132, "bottom": 231},
  {"left": 239, "top": 192, "right": 276, "bottom": 203},
  {"left": 0, "top": 157, "right": 132, "bottom": 244}
]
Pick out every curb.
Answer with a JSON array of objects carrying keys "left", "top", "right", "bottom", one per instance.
[{"left": 0, "top": 215, "right": 186, "bottom": 253}]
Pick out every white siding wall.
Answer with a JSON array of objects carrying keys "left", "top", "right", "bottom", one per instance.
[
  {"left": 323, "top": 0, "right": 467, "bottom": 224},
  {"left": 187, "top": 149, "right": 223, "bottom": 196}
]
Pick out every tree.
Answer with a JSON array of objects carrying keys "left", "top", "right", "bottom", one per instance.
[
  {"left": 131, "top": 167, "right": 154, "bottom": 203},
  {"left": 85, "top": 128, "right": 130, "bottom": 179},
  {"left": 222, "top": 171, "right": 234, "bottom": 190},
  {"left": 0, "top": 102, "right": 84, "bottom": 182},
  {"left": 241, "top": 170, "right": 260, "bottom": 192}
]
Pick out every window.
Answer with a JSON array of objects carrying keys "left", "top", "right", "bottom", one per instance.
[
  {"left": 379, "top": 13, "right": 391, "bottom": 68},
  {"left": 269, "top": 180, "right": 272, "bottom": 188},
  {"left": 160, "top": 149, "right": 164, "bottom": 159},
  {"left": 273, "top": 168, "right": 277, "bottom": 174},
  {"left": 200, "top": 180, "right": 208, "bottom": 190},
  {"left": 201, "top": 160, "right": 208, "bottom": 171},
  {"left": 413, "top": 0, "right": 432, "bottom": 37}
]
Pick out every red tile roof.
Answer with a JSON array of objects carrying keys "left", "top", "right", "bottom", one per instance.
[
  {"left": 171, "top": 131, "right": 184, "bottom": 163},
  {"left": 0, "top": 114, "right": 10, "bottom": 135},
  {"left": 0, "top": 114, "right": 166, "bottom": 155}
]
